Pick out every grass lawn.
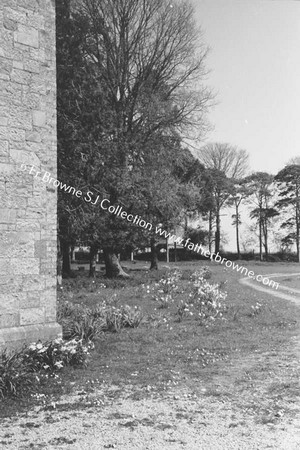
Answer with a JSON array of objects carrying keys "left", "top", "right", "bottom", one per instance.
[{"left": 2, "top": 260, "right": 300, "bottom": 424}]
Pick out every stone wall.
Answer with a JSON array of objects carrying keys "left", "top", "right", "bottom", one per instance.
[{"left": 0, "top": 0, "right": 61, "bottom": 349}]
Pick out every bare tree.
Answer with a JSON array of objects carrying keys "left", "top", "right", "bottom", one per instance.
[
  {"left": 196, "top": 143, "right": 249, "bottom": 253},
  {"left": 197, "top": 143, "right": 249, "bottom": 179}
]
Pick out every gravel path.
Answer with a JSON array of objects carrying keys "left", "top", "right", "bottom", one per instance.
[
  {"left": 240, "top": 273, "right": 300, "bottom": 304},
  {"left": 1, "top": 383, "right": 300, "bottom": 449}
]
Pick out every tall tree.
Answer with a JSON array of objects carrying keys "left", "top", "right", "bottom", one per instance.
[
  {"left": 275, "top": 164, "right": 300, "bottom": 262},
  {"left": 57, "top": 0, "right": 213, "bottom": 277},
  {"left": 227, "top": 179, "right": 251, "bottom": 258},
  {"left": 197, "top": 143, "right": 249, "bottom": 253},
  {"left": 245, "top": 172, "right": 277, "bottom": 261},
  {"left": 197, "top": 143, "right": 249, "bottom": 179}
]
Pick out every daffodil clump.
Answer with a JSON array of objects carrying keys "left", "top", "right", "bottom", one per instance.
[
  {"left": 143, "top": 270, "right": 182, "bottom": 308},
  {"left": 177, "top": 270, "right": 227, "bottom": 324},
  {"left": 0, "top": 338, "right": 90, "bottom": 398}
]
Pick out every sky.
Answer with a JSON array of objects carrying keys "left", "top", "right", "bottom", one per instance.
[{"left": 191, "top": 0, "right": 300, "bottom": 175}]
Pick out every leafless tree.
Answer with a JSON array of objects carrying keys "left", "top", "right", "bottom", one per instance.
[
  {"left": 196, "top": 142, "right": 249, "bottom": 179},
  {"left": 196, "top": 143, "right": 249, "bottom": 253}
]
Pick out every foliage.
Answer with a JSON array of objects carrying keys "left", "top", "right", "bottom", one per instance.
[
  {"left": 197, "top": 143, "right": 249, "bottom": 254},
  {"left": 24, "top": 339, "right": 90, "bottom": 372},
  {"left": 57, "top": 299, "right": 143, "bottom": 339},
  {"left": 177, "top": 270, "right": 227, "bottom": 324},
  {"left": 275, "top": 164, "right": 300, "bottom": 261},
  {"left": 197, "top": 143, "right": 249, "bottom": 179},
  {"left": 244, "top": 172, "right": 277, "bottom": 260},
  {"left": 0, "top": 339, "right": 90, "bottom": 399},
  {"left": 0, "top": 349, "right": 35, "bottom": 398},
  {"left": 190, "top": 266, "right": 212, "bottom": 281},
  {"left": 56, "top": 0, "right": 214, "bottom": 277},
  {"left": 144, "top": 270, "right": 182, "bottom": 308}
]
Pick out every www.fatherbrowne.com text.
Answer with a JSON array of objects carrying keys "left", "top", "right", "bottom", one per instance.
[{"left": 20, "top": 164, "right": 279, "bottom": 291}]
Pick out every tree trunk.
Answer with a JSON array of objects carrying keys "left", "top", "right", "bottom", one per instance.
[
  {"left": 61, "top": 240, "right": 72, "bottom": 278},
  {"left": 208, "top": 210, "right": 213, "bottom": 253},
  {"left": 174, "top": 242, "right": 177, "bottom": 262},
  {"left": 235, "top": 205, "right": 240, "bottom": 259},
  {"left": 89, "top": 245, "right": 98, "bottom": 278},
  {"left": 296, "top": 203, "right": 300, "bottom": 262},
  {"left": 57, "top": 241, "right": 63, "bottom": 285},
  {"left": 264, "top": 224, "right": 268, "bottom": 261},
  {"left": 166, "top": 237, "right": 169, "bottom": 263},
  {"left": 259, "top": 218, "right": 263, "bottom": 262},
  {"left": 103, "top": 248, "right": 129, "bottom": 278},
  {"left": 150, "top": 237, "right": 158, "bottom": 270},
  {"left": 215, "top": 211, "right": 220, "bottom": 254}
]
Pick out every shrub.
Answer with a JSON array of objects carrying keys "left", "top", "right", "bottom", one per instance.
[
  {"left": 0, "top": 349, "right": 35, "bottom": 398},
  {"left": 190, "top": 266, "right": 212, "bottom": 281},
  {"left": 0, "top": 338, "right": 90, "bottom": 399},
  {"left": 23, "top": 339, "right": 91, "bottom": 372},
  {"left": 177, "top": 271, "right": 227, "bottom": 324},
  {"left": 57, "top": 299, "right": 143, "bottom": 339},
  {"left": 146, "top": 270, "right": 182, "bottom": 308}
]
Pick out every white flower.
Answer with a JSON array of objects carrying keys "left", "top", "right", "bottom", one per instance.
[{"left": 54, "top": 361, "right": 64, "bottom": 369}]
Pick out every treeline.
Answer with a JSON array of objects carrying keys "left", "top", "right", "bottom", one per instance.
[{"left": 187, "top": 148, "right": 300, "bottom": 263}]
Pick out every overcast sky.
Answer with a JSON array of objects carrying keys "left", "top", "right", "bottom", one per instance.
[{"left": 192, "top": 0, "right": 300, "bottom": 176}]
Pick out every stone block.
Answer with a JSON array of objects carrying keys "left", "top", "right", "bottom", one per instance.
[
  {"left": 45, "top": 304, "right": 56, "bottom": 322},
  {"left": 0, "top": 323, "right": 62, "bottom": 351},
  {"left": 18, "top": 0, "right": 39, "bottom": 11},
  {"left": 0, "top": 57, "right": 13, "bottom": 76},
  {"left": 25, "top": 131, "right": 41, "bottom": 142},
  {"left": 34, "top": 239, "right": 48, "bottom": 258},
  {"left": 0, "top": 127, "right": 25, "bottom": 142},
  {"left": 0, "top": 275, "right": 23, "bottom": 294},
  {"left": 14, "top": 24, "right": 39, "bottom": 48},
  {"left": 0, "top": 140, "right": 9, "bottom": 160},
  {"left": 16, "top": 219, "right": 41, "bottom": 231},
  {"left": 0, "top": 310, "right": 20, "bottom": 329},
  {"left": 32, "top": 110, "right": 46, "bottom": 127},
  {"left": 22, "top": 91, "right": 40, "bottom": 109},
  {"left": 11, "top": 68, "right": 32, "bottom": 85},
  {"left": 0, "top": 292, "right": 27, "bottom": 310},
  {"left": 10, "top": 108, "right": 32, "bottom": 130},
  {"left": 0, "top": 74, "right": 10, "bottom": 81},
  {"left": 0, "top": 162, "right": 14, "bottom": 175},
  {"left": 27, "top": 12, "right": 45, "bottom": 30},
  {"left": 20, "top": 307, "right": 45, "bottom": 326},
  {"left": 13, "top": 60, "right": 24, "bottom": 70},
  {"left": 10, "top": 257, "right": 40, "bottom": 275},
  {"left": 21, "top": 275, "right": 45, "bottom": 292},
  {"left": 0, "top": 208, "right": 17, "bottom": 223},
  {"left": 4, "top": 7, "right": 27, "bottom": 26},
  {"left": 23, "top": 59, "right": 40, "bottom": 73},
  {"left": 30, "top": 47, "right": 45, "bottom": 62},
  {"left": 21, "top": 292, "right": 40, "bottom": 308},
  {"left": 0, "top": 231, "right": 35, "bottom": 258},
  {"left": 9, "top": 149, "right": 40, "bottom": 167},
  {"left": 3, "top": 17, "right": 18, "bottom": 31},
  {"left": 0, "top": 117, "right": 9, "bottom": 126},
  {"left": 40, "top": 289, "right": 55, "bottom": 306},
  {"left": 30, "top": 73, "right": 46, "bottom": 94}
]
